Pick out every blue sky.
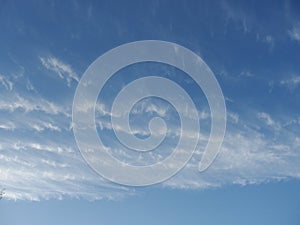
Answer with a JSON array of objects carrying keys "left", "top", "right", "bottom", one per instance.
[{"left": 0, "top": 0, "right": 300, "bottom": 224}]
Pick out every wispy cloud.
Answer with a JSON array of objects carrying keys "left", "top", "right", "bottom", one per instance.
[
  {"left": 0, "top": 132, "right": 131, "bottom": 201},
  {"left": 30, "top": 121, "right": 61, "bottom": 132},
  {"left": 39, "top": 56, "right": 79, "bottom": 86},
  {"left": 2, "top": 76, "right": 300, "bottom": 201},
  {"left": 239, "top": 70, "right": 255, "bottom": 78},
  {"left": 165, "top": 112, "right": 300, "bottom": 189},
  {"left": 1, "top": 0, "right": 300, "bottom": 203},
  {"left": 280, "top": 75, "right": 300, "bottom": 90},
  {"left": 0, "top": 121, "right": 15, "bottom": 131},
  {"left": 2, "top": 94, "right": 300, "bottom": 201},
  {"left": 93, "top": 101, "right": 300, "bottom": 191},
  {"left": 288, "top": 22, "right": 300, "bottom": 41},
  {"left": 257, "top": 112, "right": 281, "bottom": 130},
  {"left": 228, "top": 112, "right": 239, "bottom": 124},
  {"left": 0, "top": 76, "right": 131, "bottom": 201},
  {"left": 0, "top": 93, "right": 70, "bottom": 116},
  {"left": 220, "top": 0, "right": 249, "bottom": 34},
  {"left": 132, "top": 102, "right": 168, "bottom": 117},
  {"left": 0, "top": 74, "right": 13, "bottom": 91}
]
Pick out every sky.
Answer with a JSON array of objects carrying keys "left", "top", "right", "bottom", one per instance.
[{"left": 0, "top": 0, "right": 300, "bottom": 224}]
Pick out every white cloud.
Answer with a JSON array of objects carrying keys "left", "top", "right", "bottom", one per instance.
[
  {"left": 131, "top": 101, "right": 168, "bottom": 117},
  {"left": 1, "top": 84, "right": 300, "bottom": 201},
  {"left": 280, "top": 75, "right": 300, "bottom": 89},
  {"left": 96, "top": 106, "right": 300, "bottom": 191},
  {"left": 265, "top": 35, "right": 274, "bottom": 43},
  {"left": 0, "top": 121, "right": 15, "bottom": 130},
  {"left": 26, "top": 79, "right": 36, "bottom": 92},
  {"left": 40, "top": 56, "right": 79, "bottom": 86},
  {"left": 0, "top": 101, "right": 69, "bottom": 133},
  {"left": 0, "top": 85, "right": 131, "bottom": 200},
  {"left": 2, "top": 105, "right": 300, "bottom": 200},
  {"left": 96, "top": 103, "right": 112, "bottom": 116},
  {"left": 240, "top": 70, "right": 255, "bottom": 77},
  {"left": 30, "top": 122, "right": 61, "bottom": 132},
  {"left": 165, "top": 117, "right": 300, "bottom": 189},
  {"left": 220, "top": 0, "right": 249, "bottom": 34},
  {"left": 0, "top": 136, "right": 131, "bottom": 201},
  {"left": 228, "top": 112, "right": 239, "bottom": 123},
  {"left": 0, "top": 93, "right": 70, "bottom": 117},
  {"left": 0, "top": 74, "right": 13, "bottom": 91},
  {"left": 288, "top": 23, "right": 300, "bottom": 41},
  {"left": 255, "top": 34, "right": 275, "bottom": 48},
  {"left": 257, "top": 112, "right": 281, "bottom": 130}
]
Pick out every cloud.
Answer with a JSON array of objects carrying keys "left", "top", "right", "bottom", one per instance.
[
  {"left": 0, "top": 134, "right": 131, "bottom": 201},
  {"left": 2, "top": 93, "right": 300, "bottom": 200},
  {"left": 280, "top": 75, "right": 300, "bottom": 89},
  {"left": 93, "top": 101, "right": 300, "bottom": 191},
  {"left": 30, "top": 121, "right": 61, "bottom": 132},
  {"left": 164, "top": 114, "right": 300, "bottom": 189},
  {"left": 1, "top": 55, "right": 300, "bottom": 201},
  {"left": 131, "top": 100, "right": 169, "bottom": 117},
  {"left": 0, "top": 80, "right": 131, "bottom": 201},
  {"left": 0, "top": 121, "right": 15, "bottom": 131},
  {"left": 257, "top": 112, "right": 281, "bottom": 130},
  {"left": 39, "top": 56, "right": 79, "bottom": 86},
  {"left": 288, "top": 22, "right": 300, "bottom": 41},
  {"left": 220, "top": 0, "right": 249, "bottom": 34},
  {"left": 0, "top": 74, "right": 13, "bottom": 91},
  {"left": 265, "top": 35, "right": 274, "bottom": 44},
  {"left": 0, "top": 93, "right": 70, "bottom": 117},
  {"left": 75, "top": 95, "right": 300, "bottom": 193},
  {"left": 228, "top": 112, "right": 239, "bottom": 124},
  {"left": 239, "top": 70, "right": 255, "bottom": 78}
]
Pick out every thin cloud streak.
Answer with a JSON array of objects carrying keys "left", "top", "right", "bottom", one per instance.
[{"left": 40, "top": 56, "right": 79, "bottom": 87}]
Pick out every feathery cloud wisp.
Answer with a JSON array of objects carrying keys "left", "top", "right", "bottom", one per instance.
[
  {"left": 40, "top": 56, "right": 79, "bottom": 86},
  {"left": 288, "top": 23, "right": 300, "bottom": 42}
]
